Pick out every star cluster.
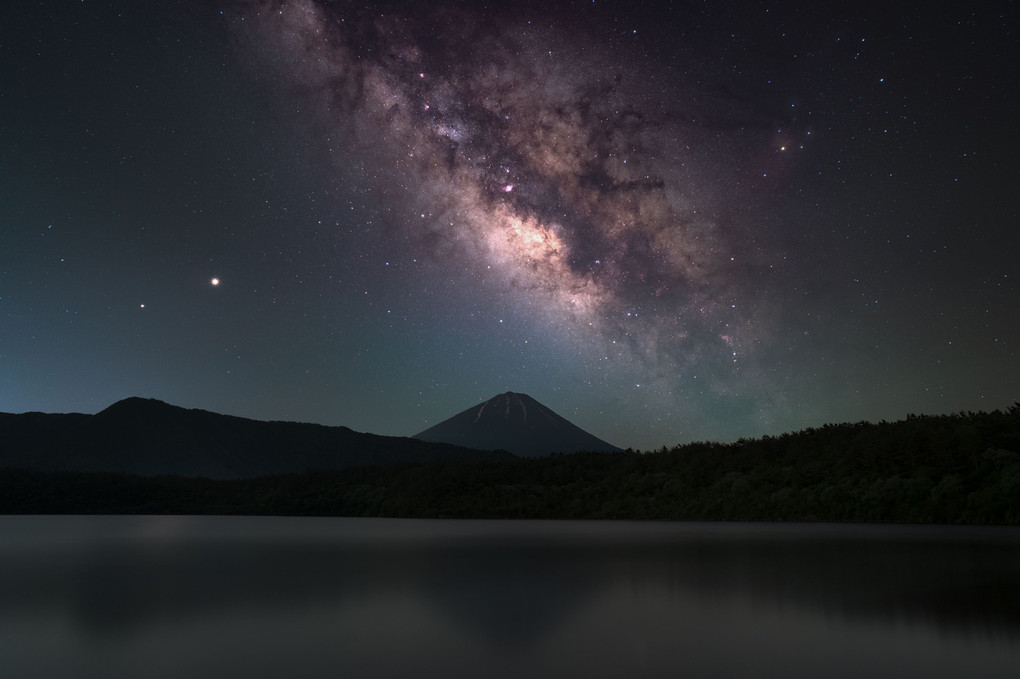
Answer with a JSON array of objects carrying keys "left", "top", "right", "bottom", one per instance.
[{"left": 233, "top": 0, "right": 790, "bottom": 417}]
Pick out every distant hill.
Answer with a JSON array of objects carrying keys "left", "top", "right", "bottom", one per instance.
[
  {"left": 4, "top": 407, "right": 1018, "bottom": 523},
  {"left": 0, "top": 397, "right": 510, "bottom": 479},
  {"left": 413, "top": 392, "right": 623, "bottom": 457}
]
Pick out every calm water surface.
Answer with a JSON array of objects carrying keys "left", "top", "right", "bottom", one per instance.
[{"left": 1, "top": 516, "right": 1018, "bottom": 678}]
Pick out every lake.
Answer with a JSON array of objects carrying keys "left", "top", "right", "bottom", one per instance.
[{"left": 1, "top": 516, "right": 1018, "bottom": 678}]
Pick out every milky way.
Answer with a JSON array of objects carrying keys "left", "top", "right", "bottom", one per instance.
[
  {"left": 230, "top": 0, "right": 790, "bottom": 400},
  {"left": 3, "top": 0, "right": 1015, "bottom": 447}
]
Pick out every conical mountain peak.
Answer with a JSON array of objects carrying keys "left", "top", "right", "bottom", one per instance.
[{"left": 413, "top": 392, "right": 622, "bottom": 457}]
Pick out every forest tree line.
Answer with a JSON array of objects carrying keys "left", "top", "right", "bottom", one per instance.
[{"left": 2, "top": 406, "right": 1019, "bottom": 523}]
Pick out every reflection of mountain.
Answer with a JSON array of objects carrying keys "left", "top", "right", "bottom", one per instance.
[
  {"left": 0, "top": 517, "right": 605, "bottom": 648},
  {"left": 414, "top": 392, "right": 623, "bottom": 457},
  {"left": 1, "top": 518, "right": 1018, "bottom": 651},
  {"left": 414, "top": 545, "right": 601, "bottom": 647},
  {"left": 0, "top": 397, "right": 509, "bottom": 478}
]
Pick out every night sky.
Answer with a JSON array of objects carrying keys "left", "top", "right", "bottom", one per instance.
[{"left": 2, "top": 0, "right": 1016, "bottom": 450}]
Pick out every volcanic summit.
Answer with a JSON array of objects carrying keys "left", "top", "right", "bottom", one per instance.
[{"left": 413, "top": 392, "right": 624, "bottom": 457}]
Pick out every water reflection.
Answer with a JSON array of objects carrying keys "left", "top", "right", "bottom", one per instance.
[{"left": 1, "top": 517, "right": 1018, "bottom": 678}]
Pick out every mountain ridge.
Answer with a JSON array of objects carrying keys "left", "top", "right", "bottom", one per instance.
[{"left": 0, "top": 397, "right": 510, "bottom": 479}]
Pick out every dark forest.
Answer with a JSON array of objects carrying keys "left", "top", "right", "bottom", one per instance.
[{"left": 4, "top": 407, "right": 1018, "bottom": 523}]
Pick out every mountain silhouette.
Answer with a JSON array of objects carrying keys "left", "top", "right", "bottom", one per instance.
[
  {"left": 0, "top": 397, "right": 510, "bottom": 479},
  {"left": 412, "top": 392, "right": 623, "bottom": 457}
]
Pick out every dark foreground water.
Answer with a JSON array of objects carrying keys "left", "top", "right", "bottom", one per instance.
[{"left": 1, "top": 517, "right": 1018, "bottom": 678}]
